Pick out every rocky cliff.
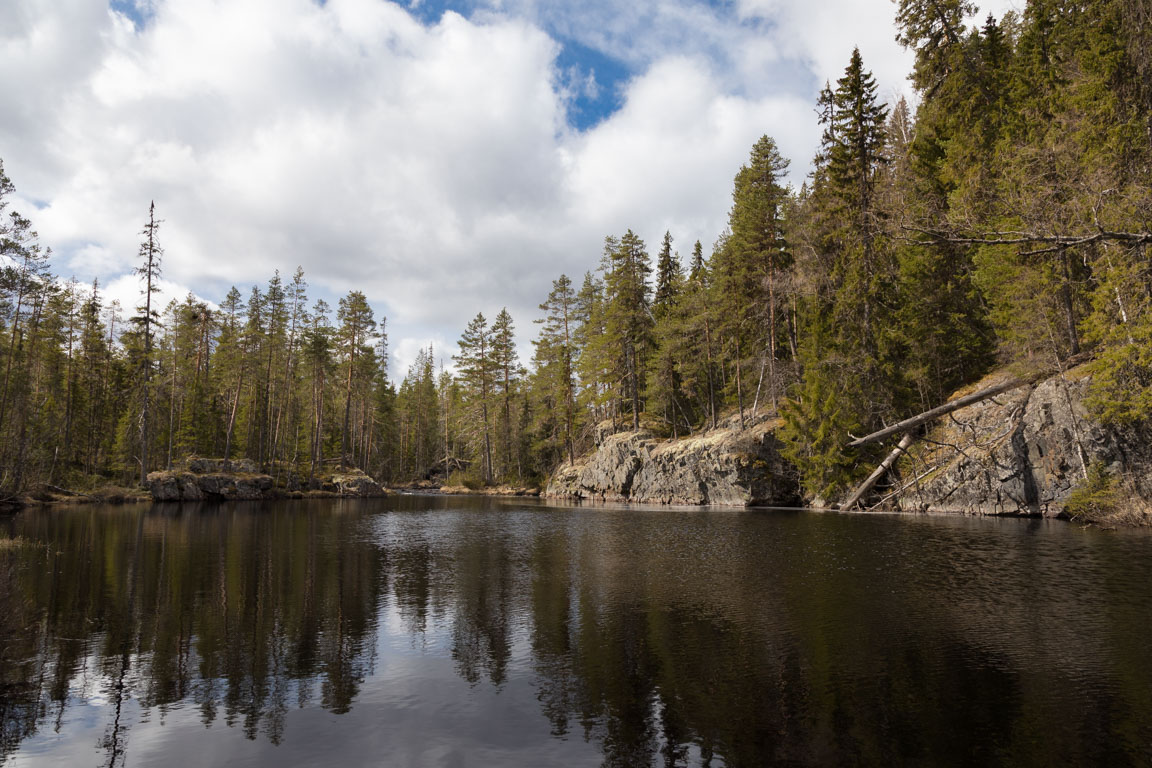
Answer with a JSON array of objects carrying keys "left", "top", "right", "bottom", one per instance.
[
  {"left": 889, "top": 366, "right": 1152, "bottom": 523},
  {"left": 544, "top": 366, "right": 1151, "bottom": 524},
  {"left": 545, "top": 415, "right": 799, "bottom": 507}
]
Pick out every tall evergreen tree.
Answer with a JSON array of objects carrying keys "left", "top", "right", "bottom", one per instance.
[
  {"left": 490, "top": 308, "right": 521, "bottom": 481},
  {"left": 653, "top": 232, "right": 682, "bottom": 319},
  {"left": 455, "top": 313, "right": 495, "bottom": 484},
  {"left": 782, "top": 48, "right": 896, "bottom": 496},
  {"left": 721, "top": 135, "right": 792, "bottom": 413},
  {"left": 533, "top": 275, "right": 578, "bottom": 465},
  {"left": 601, "top": 231, "right": 653, "bottom": 430},
  {"left": 336, "top": 291, "right": 376, "bottom": 469},
  {"left": 133, "top": 202, "right": 163, "bottom": 485}
]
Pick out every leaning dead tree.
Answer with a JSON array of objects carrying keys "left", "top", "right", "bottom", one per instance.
[
  {"left": 847, "top": 377, "right": 1029, "bottom": 449},
  {"left": 841, "top": 433, "right": 916, "bottom": 511},
  {"left": 839, "top": 351, "right": 1096, "bottom": 509},
  {"left": 838, "top": 379, "right": 1028, "bottom": 510}
]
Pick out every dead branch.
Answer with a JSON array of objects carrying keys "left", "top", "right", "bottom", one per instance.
[
  {"left": 848, "top": 378, "right": 1029, "bottom": 448},
  {"left": 903, "top": 226, "right": 1152, "bottom": 253},
  {"left": 867, "top": 462, "right": 943, "bottom": 510}
]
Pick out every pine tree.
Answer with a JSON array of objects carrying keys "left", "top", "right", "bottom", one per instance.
[
  {"left": 336, "top": 291, "right": 376, "bottom": 469},
  {"left": 490, "top": 308, "right": 521, "bottom": 481},
  {"left": 133, "top": 202, "right": 163, "bottom": 485},
  {"left": 574, "top": 271, "right": 611, "bottom": 425},
  {"left": 216, "top": 287, "right": 247, "bottom": 467},
  {"left": 895, "top": 0, "right": 976, "bottom": 95},
  {"left": 455, "top": 313, "right": 495, "bottom": 484}
]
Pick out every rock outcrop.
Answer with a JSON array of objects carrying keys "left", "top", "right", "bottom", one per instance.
[
  {"left": 148, "top": 468, "right": 275, "bottom": 501},
  {"left": 891, "top": 366, "right": 1152, "bottom": 520},
  {"left": 309, "top": 469, "right": 386, "bottom": 497},
  {"left": 147, "top": 460, "right": 387, "bottom": 501},
  {"left": 546, "top": 416, "right": 799, "bottom": 506}
]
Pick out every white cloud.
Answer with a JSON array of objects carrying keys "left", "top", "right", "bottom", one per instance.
[{"left": 0, "top": 0, "right": 1011, "bottom": 380}]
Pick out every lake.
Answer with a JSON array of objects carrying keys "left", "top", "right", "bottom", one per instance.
[{"left": 1, "top": 496, "right": 1150, "bottom": 767}]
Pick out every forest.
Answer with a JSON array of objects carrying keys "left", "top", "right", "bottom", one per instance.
[{"left": 0, "top": 0, "right": 1149, "bottom": 499}]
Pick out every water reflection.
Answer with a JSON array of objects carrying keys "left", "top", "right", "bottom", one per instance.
[
  {"left": 2, "top": 498, "right": 1151, "bottom": 766},
  {"left": 1, "top": 503, "right": 384, "bottom": 764}
]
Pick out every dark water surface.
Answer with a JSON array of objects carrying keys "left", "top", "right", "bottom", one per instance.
[{"left": 1, "top": 497, "right": 1151, "bottom": 767}]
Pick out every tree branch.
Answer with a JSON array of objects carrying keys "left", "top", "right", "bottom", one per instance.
[{"left": 902, "top": 226, "right": 1152, "bottom": 254}]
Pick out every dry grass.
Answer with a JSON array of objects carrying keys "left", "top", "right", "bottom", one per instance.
[{"left": 1065, "top": 466, "right": 1152, "bottom": 527}]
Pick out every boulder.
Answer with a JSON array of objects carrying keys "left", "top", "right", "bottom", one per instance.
[{"left": 329, "top": 469, "right": 386, "bottom": 497}]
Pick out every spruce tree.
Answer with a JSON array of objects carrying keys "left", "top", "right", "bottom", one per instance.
[
  {"left": 783, "top": 48, "right": 896, "bottom": 497},
  {"left": 601, "top": 230, "right": 653, "bottom": 431},
  {"left": 653, "top": 231, "right": 682, "bottom": 319},
  {"left": 534, "top": 275, "right": 578, "bottom": 465},
  {"left": 720, "top": 135, "right": 792, "bottom": 412}
]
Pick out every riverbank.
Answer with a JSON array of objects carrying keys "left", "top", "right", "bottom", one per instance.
[
  {"left": 387, "top": 478, "right": 540, "bottom": 497},
  {"left": 145, "top": 459, "right": 388, "bottom": 501},
  {"left": 544, "top": 365, "right": 1152, "bottom": 527},
  {"left": 0, "top": 485, "right": 151, "bottom": 509}
]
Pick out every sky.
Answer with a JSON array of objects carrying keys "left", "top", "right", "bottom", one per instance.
[{"left": 0, "top": 0, "right": 1019, "bottom": 378}]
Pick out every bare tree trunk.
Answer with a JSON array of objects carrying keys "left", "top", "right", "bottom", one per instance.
[
  {"left": 223, "top": 364, "right": 245, "bottom": 469},
  {"left": 734, "top": 335, "right": 745, "bottom": 430},
  {"left": 342, "top": 342, "right": 355, "bottom": 469},
  {"left": 704, "top": 314, "right": 717, "bottom": 430},
  {"left": 167, "top": 315, "right": 177, "bottom": 470},
  {"left": 767, "top": 269, "right": 778, "bottom": 411},
  {"left": 787, "top": 297, "right": 799, "bottom": 363},
  {"left": 1060, "top": 251, "right": 1080, "bottom": 355},
  {"left": 628, "top": 339, "right": 640, "bottom": 431},
  {"left": 0, "top": 254, "right": 30, "bottom": 451},
  {"left": 842, "top": 432, "right": 916, "bottom": 510},
  {"left": 848, "top": 377, "right": 1029, "bottom": 447}
]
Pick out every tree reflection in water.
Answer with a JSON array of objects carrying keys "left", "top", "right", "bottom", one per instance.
[
  {"left": 1, "top": 498, "right": 1151, "bottom": 767},
  {"left": 1, "top": 502, "right": 384, "bottom": 764}
]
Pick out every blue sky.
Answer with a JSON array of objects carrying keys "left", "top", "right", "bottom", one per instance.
[{"left": 0, "top": 0, "right": 1016, "bottom": 376}]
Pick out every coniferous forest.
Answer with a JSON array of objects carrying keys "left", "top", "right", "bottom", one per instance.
[{"left": 0, "top": 0, "right": 1149, "bottom": 500}]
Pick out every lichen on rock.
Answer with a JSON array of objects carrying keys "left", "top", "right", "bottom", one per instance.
[
  {"left": 546, "top": 415, "right": 799, "bottom": 507},
  {"left": 892, "top": 366, "right": 1152, "bottom": 523}
]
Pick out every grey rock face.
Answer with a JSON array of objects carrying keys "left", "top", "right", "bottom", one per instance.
[
  {"left": 546, "top": 418, "right": 798, "bottom": 507},
  {"left": 328, "top": 469, "right": 386, "bottom": 497},
  {"left": 147, "top": 470, "right": 275, "bottom": 501},
  {"left": 147, "top": 462, "right": 387, "bottom": 502},
  {"left": 893, "top": 369, "right": 1147, "bottom": 516}
]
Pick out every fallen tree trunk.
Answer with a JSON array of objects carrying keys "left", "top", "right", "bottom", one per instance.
[
  {"left": 841, "top": 432, "right": 916, "bottom": 510},
  {"left": 39, "top": 484, "right": 96, "bottom": 499},
  {"left": 847, "top": 378, "right": 1029, "bottom": 448}
]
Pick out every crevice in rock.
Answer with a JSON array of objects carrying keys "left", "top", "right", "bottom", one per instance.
[{"left": 1009, "top": 386, "right": 1040, "bottom": 514}]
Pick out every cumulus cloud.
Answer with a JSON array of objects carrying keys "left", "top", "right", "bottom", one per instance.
[{"left": 0, "top": 0, "right": 1014, "bottom": 377}]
